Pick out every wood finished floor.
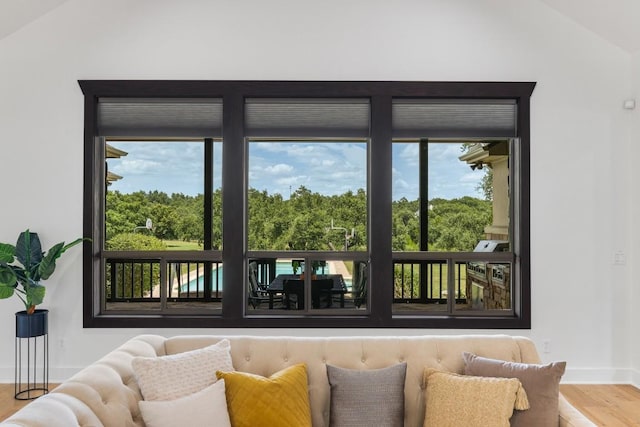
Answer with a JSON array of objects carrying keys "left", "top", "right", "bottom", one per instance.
[
  {"left": 1, "top": 383, "right": 639, "bottom": 425},
  {"left": 0, "top": 384, "right": 59, "bottom": 422},
  {"left": 560, "top": 384, "right": 640, "bottom": 426}
]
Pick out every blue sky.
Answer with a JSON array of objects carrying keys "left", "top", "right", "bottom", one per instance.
[{"left": 107, "top": 141, "right": 486, "bottom": 200}]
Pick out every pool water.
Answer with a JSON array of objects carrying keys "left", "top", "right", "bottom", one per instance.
[
  {"left": 179, "top": 261, "right": 296, "bottom": 293},
  {"left": 179, "top": 261, "right": 350, "bottom": 293}
]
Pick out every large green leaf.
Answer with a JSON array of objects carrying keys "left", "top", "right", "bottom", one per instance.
[
  {"left": 38, "top": 238, "right": 86, "bottom": 280},
  {"left": 0, "top": 267, "right": 17, "bottom": 300},
  {"left": 15, "top": 230, "right": 43, "bottom": 270},
  {"left": 11, "top": 266, "right": 28, "bottom": 284},
  {"left": 61, "top": 238, "right": 86, "bottom": 253},
  {"left": 38, "top": 242, "right": 64, "bottom": 280},
  {"left": 25, "top": 284, "right": 45, "bottom": 307},
  {"left": 0, "top": 285, "right": 14, "bottom": 299},
  {"left": 0, "top": 267, "right": 17, "bottom": 292},
  {"left": 0, "top": 243, "right": 15, "bottom": 263}
]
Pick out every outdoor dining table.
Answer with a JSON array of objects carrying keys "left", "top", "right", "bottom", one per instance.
[{"left": 266, "top": 274, "right": 346, "bottom": 309}]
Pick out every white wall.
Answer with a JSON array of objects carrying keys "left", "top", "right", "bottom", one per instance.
[
  {"left": 0, "top": 0, "right": 635, "bottom": 383},
  {"left": 630, "top": 51, "right": 640, "bottom": 388}
]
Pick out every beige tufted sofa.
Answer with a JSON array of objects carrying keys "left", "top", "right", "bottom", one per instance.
[{"left": 2, "top": 334, "right": 594, "bottom": 427}]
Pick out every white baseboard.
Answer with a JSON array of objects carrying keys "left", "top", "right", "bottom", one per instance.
[
  {"left": 562, "top": 367, "right": 635, "bottom": 384},
  {"left": 631, "top": 369, "right": 640, "bottom": 388}
]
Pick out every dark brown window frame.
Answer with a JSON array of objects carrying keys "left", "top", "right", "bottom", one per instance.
[{"left": 79, "top": 80, "right": 534, "bottom": 328}]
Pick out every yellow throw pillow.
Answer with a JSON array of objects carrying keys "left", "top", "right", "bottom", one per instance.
[
  {"left": 423, "top": 368, "right": 529, "bottom": 427},
  {"left": 216, "top": 363, "right": 312, "bottom": 427}
]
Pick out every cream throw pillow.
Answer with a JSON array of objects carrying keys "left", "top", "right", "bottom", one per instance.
[
  {"left": 132, "top": 339, "right": 234, "bottom": 401},
  {"left": 423, "top": 369, "right": 529, "bottom": 427},
  {"left": 138, "top": 379, "right": 231, "bottom": 427}
]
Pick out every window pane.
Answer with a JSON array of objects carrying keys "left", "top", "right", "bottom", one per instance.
[
  {"left": 458, "top": 261, "right": 512, "bottom": 311},
  {"left": 212, "top": 142, "right": 223, "bottom": 249},
  {"left": 166, "top": 260, "right": 222, "bottom": 312},
  {"left": 105, "top": 258, "right": 161, "bottom": 311},
  {"left": 392, "top": 141, "right": 508, "bottom": 252},
  {"left": 105, "top": 258, "right": 223, "bottom": 312},
  {"left": 247, "top": 141, "right": 367, "bottom": 251},
  {"left": 393, "top": 260, "right": 450, "bottom": 313},
  {"left": 247, "top": 258, "right": 367, "bottom": 312},
  {"left": 105, "top": 140, "right": 212, "bottom": 250}
]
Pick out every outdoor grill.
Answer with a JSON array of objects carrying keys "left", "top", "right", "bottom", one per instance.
[
  {"left": 467, "top": 240, "right": 509, "bottom": 310},
  {"left": 473, "top": 239, "right": 509, "bottom": 253}
]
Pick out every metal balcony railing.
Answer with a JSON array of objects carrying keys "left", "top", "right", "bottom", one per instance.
[
  {"left": 393, "top": 260, "right": 467, "bottom": 303},
  {"left": 106, "top": 259, "right": 223, "bottom": 303}
]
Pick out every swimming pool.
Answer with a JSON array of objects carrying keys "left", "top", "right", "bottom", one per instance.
[
  {"left": 179, "top": 261, "right": 351, "bottom": 293},
  {"left": 179, "top": 261, "right": 296, "bottom": 293}
]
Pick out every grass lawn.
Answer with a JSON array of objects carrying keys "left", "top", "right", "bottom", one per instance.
[
  {"left": 394, "top": 263, "right": 469, "bottom": 299},
  {"left": 164, "top": 240, "right": 202, "bottom": 250}
]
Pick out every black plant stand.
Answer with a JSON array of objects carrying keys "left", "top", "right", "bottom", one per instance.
[{"left": 15, "top": 309, "right": 49, "bottom": 400}]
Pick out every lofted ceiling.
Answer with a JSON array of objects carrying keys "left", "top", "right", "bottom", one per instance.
[
  {"left": 540, "top": 0, "right": 640, "bottom": 53},
  {"left": 0, "top": 0, "right": 639, "bottom": 54},
  {"left": 0, "top": 0, "right": 69, "bottom": 40}
]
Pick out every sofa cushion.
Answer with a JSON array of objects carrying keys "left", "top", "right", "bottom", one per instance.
[
  {"left": 422, "top": 368, "right": 529, "bottom": 427},
  {"left": 462, "top": 352, "right": 566, "bottom": 427},
  {"left": 326, "top": 362, "right": 406, "bottom": 427},
  {"left": 216, "top": 363, "right": 312, "bottom": 427},
  {"left": 138, "top": 379, "right": 231, "bottom": 427},
  {"left": 132, "top": 339, "right": 233, "bottom": 401}
]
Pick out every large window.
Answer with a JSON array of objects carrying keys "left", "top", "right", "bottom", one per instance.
[
  {"left": 80, "top": 81, "right": 534, "bottom": 328},
  {"left": 104, "top": 139, "right": 222, "bottom": 313}
]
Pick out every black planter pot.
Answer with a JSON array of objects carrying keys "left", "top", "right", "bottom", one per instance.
[{"left": 15, "top": 309, "right": 48, "bottom": 338}]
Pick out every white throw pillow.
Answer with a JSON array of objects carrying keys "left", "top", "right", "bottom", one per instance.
[
  {"left": 139, "top": 379, "right": 231, "bottom": 427},
  {"left": 132, "top": 339, "right": 234, "bottom": 401}
]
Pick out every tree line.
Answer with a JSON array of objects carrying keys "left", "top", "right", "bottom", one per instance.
[{"left": 106, "top": 187, "right": 492, "bottom": 252}]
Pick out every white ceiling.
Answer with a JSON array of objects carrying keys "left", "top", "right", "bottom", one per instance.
[
  {"left": 540, "top": 0, "right": 640, "bottom": 53},
  {"left": 0, "top": 0, "right": 69, "bottom": 40},
  {"left": 0, "top": 0, "right": 639, "bottom": 53}
]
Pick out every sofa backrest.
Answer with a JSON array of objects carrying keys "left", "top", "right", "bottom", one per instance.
[
  {"left": 1, "top": 334, "right": 540, "bottom": 427},
  {"left": 164, "top": 334, "right": 540, "bottom": 427}
]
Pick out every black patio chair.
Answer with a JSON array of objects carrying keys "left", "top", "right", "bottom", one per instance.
[
  {"left": 348, "top": 261, "right": 367, "bottom": 308},
  {"left": 311, "top": 278, "right": 333, "bottom": 309},
  {"left": 283, "top": 279, "right": 304, "bottom": 310},
  {"left": 248, "top": 261, "right": 281, "bottom": 309}
]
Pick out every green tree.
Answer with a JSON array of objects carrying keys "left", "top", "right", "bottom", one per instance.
[
  {"left": 427, "top": 197, "right": 492, "bottom": 251},
  {"left": 106, "top": 233, "right": 166, "bottom": 299}
]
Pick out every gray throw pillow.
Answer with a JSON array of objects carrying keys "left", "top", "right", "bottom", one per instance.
[
  {"left": 462, "top": 352, "right": 566, "bottom": 427},
  {"left": 326, "top": 362, "right": 406, "bottom": 427}
]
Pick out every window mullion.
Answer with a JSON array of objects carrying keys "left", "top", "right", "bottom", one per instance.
[
  {"left": 159, "top": 258, "right": 168, "bottom": 311},
  {"left": 369, "top": 95, "right": 393, "bottom": 323},
  {"left": 221, "top": 93, "right": 245, "bottom": 321}
]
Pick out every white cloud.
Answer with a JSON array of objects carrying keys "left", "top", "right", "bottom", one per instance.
[
  {"left": 276, "top": 175, "right": 309, "bottom": 186},
  {"left": 265, "top": 163, "right": 293, "bottom": 174},
  {"left": 108, "top": 139, "right": 486, "bottom": 201},
  {"left": 460, "top": 171, "right": 484, "bottom": 183},
  {"left": 112, "top": 158, "right": 162, "bottom": 175},
  {"left": 399, "top": 143, "right": 419, "bottom": 167},
  {"left": 249, "top": 142, "right": 366, "bottom": 198},
  {"left": 394, "top": 179, "right": 409, "bottom": 189}
]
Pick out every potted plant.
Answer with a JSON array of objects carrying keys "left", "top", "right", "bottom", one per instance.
[
  {"left": 292, "top": 259, "right": 303, "bottom": 276},
  {"left": 0, "top": 230, "right": 85, "bottom": 336},
  {"left": 311, "top": 260, "right": 326, "bottom": 277}
]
